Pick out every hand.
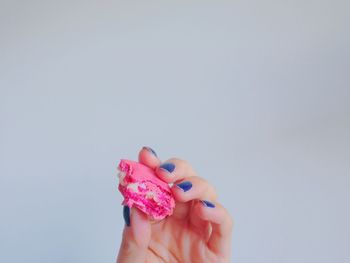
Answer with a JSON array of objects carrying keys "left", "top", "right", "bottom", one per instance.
[{"left": 117, "top": 147, "right": 233, "bottom": 263}]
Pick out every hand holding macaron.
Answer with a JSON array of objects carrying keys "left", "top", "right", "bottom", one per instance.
[{"left": 116, "top": 147, "right": 233, "bottom": 263}]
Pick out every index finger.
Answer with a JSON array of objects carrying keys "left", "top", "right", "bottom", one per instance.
[{"left": 138, "top": 146, "right": 160, "bottom": 169}]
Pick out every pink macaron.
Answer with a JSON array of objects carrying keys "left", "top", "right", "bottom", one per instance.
[{"left": 117, "top": 159, "right": 175, "bottom": 220}]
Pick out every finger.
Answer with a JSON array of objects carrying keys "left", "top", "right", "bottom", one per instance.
[
  {"left": 116, "top": 207, "right": 151, "bottom": 263},
  {"left": 192, "top": 201, "right": 233, "bottom": 258},
  {"left": 138, "top": 146, "right": 160, "bottom": 170},
  {"left": 172, "top": 176, "right": 217, "bottom": 203},
  {"left": 171, "top": 176, "right": 217, "bottom": 219},
  {"left": 155, "top": 158, "right": 197, "bottom": 183},
  {"left": 170, "top": 176, "right": 217, "bottom": 220}
]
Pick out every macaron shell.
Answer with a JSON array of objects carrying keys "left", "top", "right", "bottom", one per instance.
[
  {"left": 118, "top": 159, "right": 171, "bottom": 192},
  {"left": 117, "top": 159, "right": 175, "bottom": 220}
]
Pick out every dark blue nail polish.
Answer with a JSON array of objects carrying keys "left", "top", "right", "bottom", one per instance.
[
  {"left": 160, "top": 162, "right": 175, "bottom": 173},
  {"left": 176, "top": 181, "right": 192, "bottom": 192},
  {"left": 123, "top": 206, "right": 131, "bottom": 226},
  {"left": 143, "top": 146, "right": 157, "bottom": 157},
  {"left": 201, "top": 200, "right": 215, "bottom": 208}
]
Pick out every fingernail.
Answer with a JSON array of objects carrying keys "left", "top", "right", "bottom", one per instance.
[
  {"left": 159, "top": 162, "right": 175, "bottom": 173},
  {"left": 176, "top": 181, "right": 192, "bottom": 192},
  {"left": 143, "top": 146, "right": 157, "bottom": 157},
  {"left": 201, "top": 200, "right": 216, "bottom": 208},
  {"left": 123, "top": 206, "right": 131, "bottom": 226}
]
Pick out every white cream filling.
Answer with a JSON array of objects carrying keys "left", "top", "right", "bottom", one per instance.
[
  {"left": 118, "top": 171, "right": 159, "bottom": 201},
  {"left": 118, "top": 171, "right": 127, "bottom": 186},
  {"left": 139, "top": 183, "right": 147, "bottom": 190},
  {"left": 127, "top": 182, "right": 139, "bottom": 192},
  {"left": 146, "top": 191, "right": 155, "bottom": 199}
]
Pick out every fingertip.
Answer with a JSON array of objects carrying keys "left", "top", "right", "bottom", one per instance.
[
  {"left": 193, "top": 200, "right": 221, "bottom": 224},
  {"left": 201, "top": 200, "right": 216, "bottom": 208},
  {"left": 193, "top": 201, "right": 234, "bottom": 233},
  {"left": 142, "top": 146, "right": 158, "bottom": 157},
  {"left": 138, "top": 146, "right": 161, "bottom": 169}
]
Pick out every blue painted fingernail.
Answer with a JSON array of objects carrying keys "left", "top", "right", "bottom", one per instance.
[
  {"left": 201, "top": 200, "right": 216, "bottom": 208},
  {"left": 123, "top": 206, "right": 131, "bottom": 226},
  {"left": 143, "top": 146, "right": 157, "bottom": 157},
  {"left": 160, "top": 162, "right": 175, "bottom": 173},
  {"left": 176, "top": 181, "right": 192, "bottom": 192}
]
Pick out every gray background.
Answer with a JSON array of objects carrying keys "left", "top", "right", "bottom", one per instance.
[{"left": 1, "top": 0, "right": 349, "bottom": 262}]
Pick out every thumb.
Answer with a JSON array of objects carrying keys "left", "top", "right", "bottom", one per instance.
[{"left": 116, "top": 206, "right": 151, "bottom": 263}]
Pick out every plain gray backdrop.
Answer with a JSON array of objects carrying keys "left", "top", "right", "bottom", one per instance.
[{"left": 1, "top": 0, "right": 349, "bottom": 262}]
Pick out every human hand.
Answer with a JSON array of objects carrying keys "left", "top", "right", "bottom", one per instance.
[{"left": 117, "top": 147, "right": 233, "bottom": 263}]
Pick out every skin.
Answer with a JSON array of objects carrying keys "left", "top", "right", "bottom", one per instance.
[{"left": 117, "top": 147, "right": 233, "bottom": 263}]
